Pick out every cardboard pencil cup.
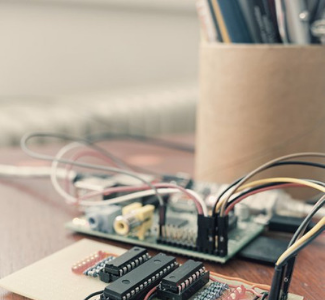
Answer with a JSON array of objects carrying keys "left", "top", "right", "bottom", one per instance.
[{"left": 196, "top": 44, "right": 325, "bottom": 193}]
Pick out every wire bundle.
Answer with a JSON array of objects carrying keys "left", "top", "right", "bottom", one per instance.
[
  {"left": 20, "top": 132, "right": 208, "bottom": 239},
  {"left": 20, "top": 132, "right": 325, "bottom": 300},
  {"left": 209, "top": 153, "right": 325, "bottom": 300}
]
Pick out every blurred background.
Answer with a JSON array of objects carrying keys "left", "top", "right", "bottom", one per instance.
[{"left": 0, "top": 0, "right": 199, "bottom": 145}]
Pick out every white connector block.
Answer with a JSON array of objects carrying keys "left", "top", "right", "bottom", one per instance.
[{"left": 114, "top": 203, "right": 155, "bottom": 240}]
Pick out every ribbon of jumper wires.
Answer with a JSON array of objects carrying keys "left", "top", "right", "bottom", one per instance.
[
  {"left": 208, "top": 153, "right": 325, "bottom": 299},
  {"left": 212, "top": 152, "right": 325, "bottom": 217},
  {"left": 210, "top": 152, "right": 325, "bottom": 254}
]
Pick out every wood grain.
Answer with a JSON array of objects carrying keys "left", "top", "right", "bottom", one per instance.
[{"left": 0, "top": 139, "right": 324, "bottom": 300}]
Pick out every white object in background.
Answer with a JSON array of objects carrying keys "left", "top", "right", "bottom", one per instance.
[
  {"left": 0, "top": 82, "right": 197, "bottom": 146},
  {"left": 0, "top": 164, "right": 76, "bottom": 179},
  {"left": 284, "top": 0, "right": 311, "bottom": 44}
]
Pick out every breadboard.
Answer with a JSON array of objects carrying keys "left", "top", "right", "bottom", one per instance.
[
  {"left": 0, "top": 240, "right": 121, "bottom": 300},
  {"left": 0, "top": 239, "right": 303, "bottom": 300}
]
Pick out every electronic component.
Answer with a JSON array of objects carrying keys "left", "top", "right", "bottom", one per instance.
[
  {"left": 67, "top": 214, "right": 264, "bottom": 263},
  {"left": 238, "top": 236, "right": 289, "bottom": 265},
  {"left": 162, "top": 217, "right": 194, "bottom": 248},
  {"left": 162, "top": 173, "right": 193, "bottom": 189},
  {"left": 71, "top": 251, "right": 112, "bottom": 275},
  {"left": 157, "top": 260, "right": 209, "bottom": 300},
  {"left": 99, "top": 247, "right": 149, "bottom": 283},
  {"left": 157, "top": 213, "right": 238, "bottom": 255},
  {"left": 268, "top": 214, "right": 315, "bottom": 233},
  {"left": 217, "top": 215, "right": 229, "bottom": 257},
  {"left": 114, "top": 203, "right": 155, "bottom": 240},
  {"left": 221, "top": 285, "right": 248, "bottom": 300},
  {"left": 86, "top": 205, "right": 122, "bottom": 233},
  {"left": 0, "top": 239, "right": 304, "bottom": 300},
  {"left": 68, "top": 174, "right": 270, "bottom": 263},
  {"left": 101, "top": 253, "right": 178, "bottom": 300},
  {"left": 193, "top": 281, "right": 228, "bottom": 300},
  {"left": 196, "top": 215, "right": 217, "bottom": 254},
  {"left": 166, "top": 217, "right": 188, "bottom": 228},
  {"left": 161, "top": 227, "right": 197, "bottom": 249},
  {"left": 84, "top": 256, "right": 115, "bottom": 278},
  {"left": 234, "top": 203, "right": 250, "bottom": 222}
]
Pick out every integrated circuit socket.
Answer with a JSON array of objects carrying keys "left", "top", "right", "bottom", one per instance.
[
  {"left": 101, "top": 253, "right": 178, "bottom": 300},
  {"left": 157, "top": 260, "right": 209, "bottom": 300},
  {"left": 99, "top": 247, "right": 149, "bottom": 283}
]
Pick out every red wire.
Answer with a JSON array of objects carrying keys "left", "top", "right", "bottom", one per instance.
[
  {"left": 224, "top": 183, "right": 303, "bottom": 215},
  {"left": 144, "top": 286, "right": 157, "bottom": 300}
]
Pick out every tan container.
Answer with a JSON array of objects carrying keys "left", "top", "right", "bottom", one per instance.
[{"left": 196, "top": 43, "right": 325, "bottom": 196}]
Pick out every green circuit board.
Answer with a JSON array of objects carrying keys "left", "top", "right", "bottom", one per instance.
[{"left": 66, "top": 211, "right": 264, "bottom": 264}]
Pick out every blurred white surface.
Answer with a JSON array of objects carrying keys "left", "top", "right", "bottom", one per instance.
[
  {"left": 0, "top": 1, "right": 199, "bottom": 144},
  {"left": 0, "top": 0, "right": 199, "bottom": 96},
  {"left": 0, "top": 81, "right": 198, "bottom": 146}
]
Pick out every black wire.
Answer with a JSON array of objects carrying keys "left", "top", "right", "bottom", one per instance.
[
  {"left": 226, "top": 182, "right": 287, "bottom": 206},
  {"left": 212, "top": 160, "right": 325, "bottom": 216},
  {"left": 261, "top": 292, "right": 269, "bottom": 300},
  {"left": 226, "top": 179, "right": 325, "bottom": 211},
  {"left": 213, "top": 178, "right": 241, "bottom": 217},
  {"left": 230, "top": 189, "right": 325, "bottom": 297},
  {"left": 269, "top": 195, "right": 325, "bottom": 298},
  {"left": 277, "top": 225, "right": 325, "bottom": 268},
  {"left": 83, "top": 290, "right": 103, "bottom": 300},
  {"left": 289, "top": 195, "right": 325, "bottom": 246},
  {"left": 274, "top": 160, "right": 325, "bottom": 169},
  {"left": 253, "top": 292, "right": 268, "bottom": 300},
  {"left": 269, "top": 224, "right": 325, "bottom": 299}
]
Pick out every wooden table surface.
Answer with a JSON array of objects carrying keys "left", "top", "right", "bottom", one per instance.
[{"left": 0, "top": 139, "right": 324, "bottom": 300}]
